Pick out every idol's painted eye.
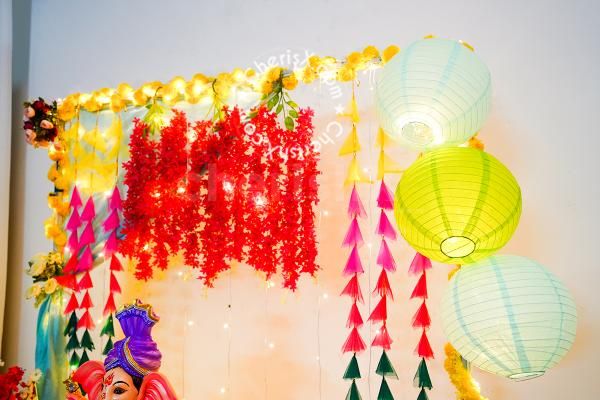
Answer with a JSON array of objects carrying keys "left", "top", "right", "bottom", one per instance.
[{"left": 113, "top": 386, "right": 127, "bottom": 395}]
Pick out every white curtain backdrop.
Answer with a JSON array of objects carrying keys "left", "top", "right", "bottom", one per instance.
[{"left": 0, "top": 0, "right": 13, "bottom": 364}]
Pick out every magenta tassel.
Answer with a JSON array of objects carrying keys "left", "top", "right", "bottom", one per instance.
[
  {"left": 76, "top": 247, "right": 93, "bottom": 272},
  {"left": 375, "top": 210, "right": 397, "bottom": 240},
  {"left": 109, "top": 187, "right": 123, "bottom": 210},
  {"left": 80, "top": 197, "right": 96, "bottom": 222},
  {"left": 66, "top": 209, "right": 81, "bottom": 232},
  {"left": 78, "top": 222, "right": 95, "bottom": 248},
  {"left": 342, "top": 218, "right": 364, "bottom": 247},
  {"left": 103, "top": 209, "right": 120, "bottom": 233},
  {"left": 67, "top": 232, "right": 79, "bottom": 252},
  {"left": 70, "top": 186, "right": 83, "bottom": 209},
  {"left": 343, "top": 245, "right": 364, "bottom": 275},
  {"left": 376, "top": 239, "right": 396, "bottom": 272},
  {"left": 376, "top": 180, "right": 394, "bottom": 210},
  {"left": 348, "top": 186, "right": 367, "bottom": 219},
  {"left": 409, "top": 253, "right": 432, "bottom": 275},
  {"left": 104, "top": 231, "right": 119, "bottom": 256}
]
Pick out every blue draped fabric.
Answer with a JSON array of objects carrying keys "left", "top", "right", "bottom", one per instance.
[{"left": 35, "top": 291, "right": 68, "bottom": 399}]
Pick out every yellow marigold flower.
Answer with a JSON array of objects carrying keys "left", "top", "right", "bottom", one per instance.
[
  {"left": 133, "top": 89, "right": 149, "bottom": 106},
  {"left": 338, "top": 65, "right": 356, "bottom": 82},
  {"left": 48, "top": 145, "right": 65, "bottom": 162},
  {"left": 192, "top": 73, "right": 210, "bottom": 84},
  {"left": 26, "top": 284, "right": 42, "bottom": 299},
  {"left": 54, "top": 176, "right": 68, "bottom": 190},
  {"left": 362, "top": 45, "right": 380, "bottom": 60},
  {"left": 47, "top": 194, "right": 59, "bottom": 209},
  {"left": 231, "top": 68, "right": 245, "bottom": 82},
  {"left": 47, "top": 165, "right": 59, "bottom": 182},
  {"left": 56, "top": 202, "right": 70, "bottom": 217},
  {"left": 301, "top": 67, "right": 317, "bottom": 84},
  {"left": 261, "top": 80, "right": 273, "bottom": 95},
  {"left": 245, "top": 68, "right": 256, "bottom": 78},
  {"left": 217, "top": 72, "right": 233, "bottom": 83},
  {"left": 346, "top": 51, "right": 363, "bottom": 67},
  {"left": 44, "top": 278, "right": 58, "bottom": 295},
  {"left": 382, "top": 45, "right": 400, "bottom": 63},
  {"left": 117, "top": 83, "right": 134, "bottom": 100},
  {"left": 45, "top": 222, "right": 60, "bottom": 238},
  {"left": 161, "top": 84, "right": 179, "bottom": 106},
  {"left": 213, "top": 79, "right": 231, "bottom": 99},
  {"left": 110, "top": 93, "right": 126, "bottom": 113},
  {"left": 54, "top": 232, "right": 67, "bottom": 247},
  {"left": 83, "top": 94, "right": 101, "bottom": 112},
  {"left": 266, "top": 67, "right": 282, "bottom": 82},
  {"left": 57, "top": 98, "right": 77, "bottom": 121},
  {"left": 308, "top": 55, "right": 321, "bottom": 69},
  {"left": 282, "top": 74, "right": 298, "bottom": 91}
]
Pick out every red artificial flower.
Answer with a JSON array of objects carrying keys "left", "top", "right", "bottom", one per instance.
[{"left": 121, "top": 107, "right": 320, "bottom": 288}]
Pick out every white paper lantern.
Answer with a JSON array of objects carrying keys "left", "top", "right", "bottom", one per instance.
[
  {"left": 375, "top": 38, "right": 492, "bottom": 150},
  {"left": 441, "top": 255, "right": 577, "bottom": 380}
]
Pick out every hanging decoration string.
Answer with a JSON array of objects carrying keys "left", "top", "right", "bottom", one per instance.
[{"left": 339, "top": 76, "right": 370, "bottom": 400}]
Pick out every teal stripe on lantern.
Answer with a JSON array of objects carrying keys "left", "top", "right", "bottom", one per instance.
[{"left": 441, "top": 255, "right": 577, "bottom": 381}]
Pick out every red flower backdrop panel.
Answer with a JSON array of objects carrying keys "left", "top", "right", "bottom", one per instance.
[{"left": 120, "top": 107, "right": 319, "bottom": 289}]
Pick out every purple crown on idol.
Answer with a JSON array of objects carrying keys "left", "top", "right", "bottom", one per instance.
[{"left": 104, "top": 299, "right": 162, "bottom": 379}]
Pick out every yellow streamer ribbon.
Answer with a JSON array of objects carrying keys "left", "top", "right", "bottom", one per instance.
[
  {"left": 339, "top": 125, "right": 361, "bottom": 156},
  {"left": 344, "top": 157, "right": 371, "bottom": 186}
]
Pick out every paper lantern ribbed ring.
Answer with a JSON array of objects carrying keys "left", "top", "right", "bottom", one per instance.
[
  {"left": 375, "top": 38, "right": 491, "bottom": 150},
  {"left": 441, "top": 255, "right": 577, "bottom": 380},
  {"left": 394, "top": 147, "right": 521, "bottom": 264}
]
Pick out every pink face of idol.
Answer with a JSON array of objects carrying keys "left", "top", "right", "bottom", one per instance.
[{"left": 100, "top": 368, "right": 139, "bottom": 400}]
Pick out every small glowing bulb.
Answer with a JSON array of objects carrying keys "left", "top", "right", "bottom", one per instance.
[
  {"left": 255, "top": 196, "right": 266, "bottom": 207},
  {"left": 366, "top": 242, "right": 373, "bottom": 249},
  {"left": 152, "top": 191, "right": 161, "bottom": 199},
  {"left": 322, "top": 293, "right": 329, "bottom": 300},
  {"left": 143, "top": 244, "right": 150, "bottom": 251},
  {"left": 268, "top": 342, "right": 275, "bottom": 349},
  {"left": 97, "top": 319, "right": 102, "bottom": 324},
  {"left": 187, "top": 131, "right": 198, "bottom": 142},
  {"left": 362, "top": 167, "right": 369, "bottom": 173},
  {"left": 99, "top": 251, "right": 105, "bottom": 258},
  {"left": 223, "top": 181, "right": 233, "bottom": 192},
  {"left": 316, "top": 356, "right": 320, "bottom": 361},
  {"left": 177, "top": 186, "right": 186, "bottom": 194},
  {"left": 177, "top": 271, "right": 184, "bottom": 277},
  {"left": 322, "top": 210, "right": 330, "bottom": 217},
  {"left": 220, "top": 387, "right": 226, "bottom": 394},
  {"left": 104, "top": 190, "right": 112, "bottom": 197},
  {"left": 64, "top": 246, "right": 70, "bottom": 254},
  {"left": 187, "top": 320, "right": 194, "bottom": 326},
  {"left": 223, "top": 323, "right": 230, "bottom": 329}
]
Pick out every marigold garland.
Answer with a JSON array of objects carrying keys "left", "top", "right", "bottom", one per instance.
[
  {"left": 444, "top": 343, "right": 488, "bottom": 400},
  {"left": 53, "top": 44, "right": 404, "bottom": 120}
]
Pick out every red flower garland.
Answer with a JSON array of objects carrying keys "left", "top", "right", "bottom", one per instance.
[{"left": 120, "top": 107, "right": 319, "bottom": 289}]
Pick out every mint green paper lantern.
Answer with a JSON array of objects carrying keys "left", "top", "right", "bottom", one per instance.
[
  {"left": 441, "top": 255, "right": 577, "bottom": 380},
  {"left": 375, "top": 38, "right": 491, "bottom": 150}
]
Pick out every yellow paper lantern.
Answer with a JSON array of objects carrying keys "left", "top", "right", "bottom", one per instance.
[
  {"left": 441, "top": 255, "right": 577, "bottom": 380},
  {"left": 375, "top": 38, "right": 491, "bottom": 150},
  {"left": 394, "top": 147, "right": 521, "bottom": 264}
]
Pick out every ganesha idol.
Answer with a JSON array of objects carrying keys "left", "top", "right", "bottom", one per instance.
[{"left": 65, "top": 300, "right": 178, "bottom": 400}]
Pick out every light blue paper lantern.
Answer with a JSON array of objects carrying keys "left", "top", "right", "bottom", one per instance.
[
  {"left": 441, "top": 255, "right": 577, "bottom": 380},
  {"left": 375, "top": 38, "right": 492, "bottom": 150}
]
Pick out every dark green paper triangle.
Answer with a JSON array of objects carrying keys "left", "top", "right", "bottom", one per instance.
[
  {"left": 343, "top": 354, "right": 361, "bottom": 380},
  {"left": 376, "top": 351, "right": 398, "bottom": 379},
  {"left": 81, "top": 329, "right": 95, "bottom": 351},
  {"left": 100, "top": 314, "right": 115, "bottom": 337},
  {"left": 377, "top": 378, "right": 394, "bottom": 400},
  {"left": 416, "top": 388, "right": 429, "bottom": 400},
  {"left": 345, "top": 380, "right": 362, "bottom": 400},
  {"left": 69, "top": 351, "right": 80, "bottom": 368},
  {"left": 79, "top": 349, "right": 90, "bottom": 366},
  {"left": 64, "top": 312, "right": 78, "bottom": 336},
  {"left": 413, "top": 358, "right": 432, "bottom": 390},
  {"left": 65, "top": 333, "right": 80, "bottom": 352},
  {"left": 102, "top": 337, "right": 114, "bottom": 356}
]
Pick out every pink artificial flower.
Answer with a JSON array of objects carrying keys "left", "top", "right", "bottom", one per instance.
[
  {"left": 40, "top": 120, "right": 54, "bottom": 129},
  {"left": 25, "top": 129, "right": 36, "bottom": 145},
  {"left": 24, "top": 106, "right": 35, "bottom": 118}
]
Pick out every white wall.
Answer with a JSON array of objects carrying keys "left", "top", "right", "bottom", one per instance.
[{"left": 5, "top": 0, "right": 600, "bottom": 398}]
